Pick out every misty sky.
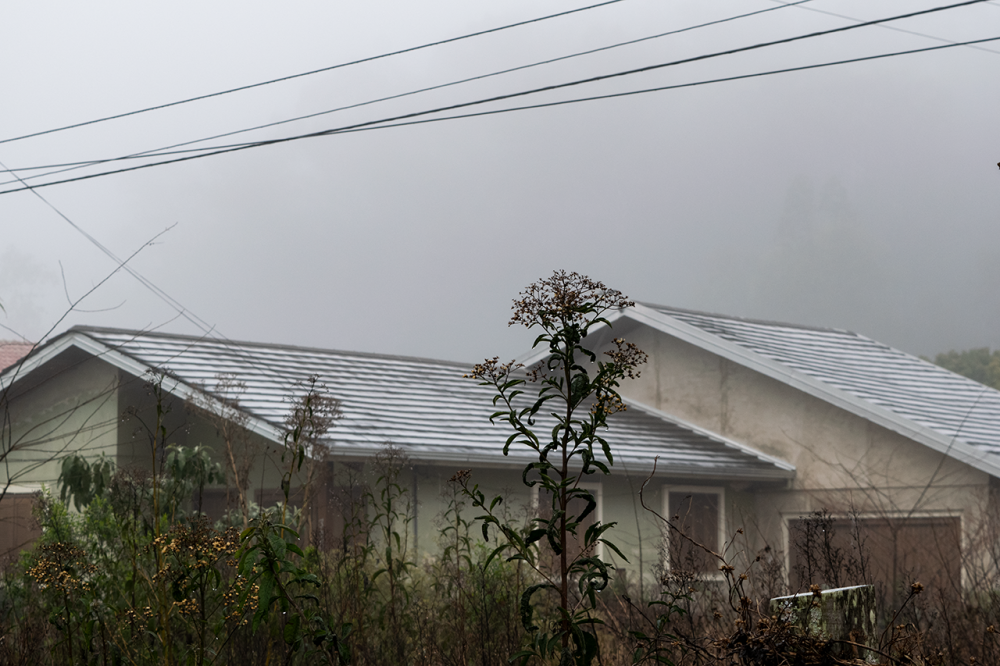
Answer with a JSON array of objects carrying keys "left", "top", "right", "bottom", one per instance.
[{"left": 2, "top": 0, "right": 998, "bottom": 365}]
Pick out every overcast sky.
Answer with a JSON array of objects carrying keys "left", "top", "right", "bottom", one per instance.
[{"left": 2, "top": 0, "right": 998, "bottom": 364}]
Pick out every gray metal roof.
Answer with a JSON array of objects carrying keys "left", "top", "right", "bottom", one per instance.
[
  {"left": 17, "top": 326, "right": 793, "bottom": 480},
  {"left": 639, "top": 304, "right": 1000, "bottom": 464}
]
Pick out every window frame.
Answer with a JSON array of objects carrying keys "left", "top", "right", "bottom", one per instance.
[
  {"left": 661, "top": 484, "right": 726, "bottom": 576},
  {"left": 781, "top": 509, "right": 965, "bottom": 590}
]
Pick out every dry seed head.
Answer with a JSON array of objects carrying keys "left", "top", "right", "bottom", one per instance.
[
  {"left": 509, "top": 270, "right": 634, "bottom": 329},
  {"left": 465, "top": 357, "right": 522, "bottom": 383},
  {"left": 603, "top": 338, "right": 647, "bottom": 379},
  {"left": 449, "top": 469, "right": 472, "bottom": 484}
]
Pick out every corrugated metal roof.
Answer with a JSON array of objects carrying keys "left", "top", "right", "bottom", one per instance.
[
  {"left": 42, "top": 327, "right": 792, "bottom": 480},
  {"left": 642, "top": 304, "right": 1000, "bottom": 460}
]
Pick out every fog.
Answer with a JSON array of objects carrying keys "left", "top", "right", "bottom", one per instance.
[{"left": 2, "top": 0, "right": 998, "bottom": 364}]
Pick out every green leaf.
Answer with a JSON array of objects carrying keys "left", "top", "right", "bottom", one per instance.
[
  {"left": 483, "top": 544, "right": 507, "bottom": 569},
  {"left": 574, "top": 490, "right": 596, "bottom": 524},
  {"left": 600, "top": 439, "right": 614, "bottom": 465},
  {"left": 283, "top": 613, "right": 301, "bottom": 645},
  {"left": 252, "top": 574, "right": 275, "bottom": 632},
  {"left": 520, "top": 583, "right": 554, "bottom": 631},
  {"left": 273, "top": 524, "right": 301, "bottom": 539},
  {"left": 599, "top": 539, "right": 629, "bottom": 563},
  {"left": 525, "top": 528, "right": 547, "bottom": 545},
  {"left": 503, "top": 432, "right": 518, "bottom": 455},
  {"left": 509, "top": 649, "right": 536, "bottom": 665},
  {"left": 294, "top": 573, "right": 319, "bottom": 586},
  {"left": 267, "top": 533, "right": 287, "bottom": 560}
]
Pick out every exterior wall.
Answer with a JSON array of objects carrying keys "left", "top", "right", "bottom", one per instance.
[
  {"left": 582, "top": 320, "right": 992, "bottom": 588},
  {"left": 354, "top": 459, "right": 724, "bottom": 585},
  {"left": 318, "top": 457, "right": 671, "bottom": 583},
  {"left": 116, "top": 373, "right": 307, "bottom": 521},
  {"left": 0, "top": 349, "right": 120, "bottom": 556},
  {"left": 1, "top": 356, "right": 309, "bottom": 557},
  {"left": 1, "top": 348, "right": 120, "bottom": 492}
]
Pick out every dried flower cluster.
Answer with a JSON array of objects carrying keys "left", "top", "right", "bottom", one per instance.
[
  {"left": 27, "top": 542, "right": 96, "bottom": 594},
  {"left": 464, "top": 357, "right": 522, "bottom": 383},
  {"left": 284, "top": 375, "right": 341, "bottom": 444},
  {"left": 604, "top": 338, "right": 648, "bottom": 380},
  {"left": 156, "top": 520, "right": 239, "bottom": 570},
  {"left": 448, "top": 469, "right": 472, "bottom": 484},
  {"left": 509, "top": 270, "right": 634, "bottom": 330},
  {"left": 121, "top": 605, "right": 155, "bottom": 631},
  {"left": 223, "top": 576, "right": 259, "bottom": 624},
  {"left": 591, "top": 391, "right": 627, "bottom": 417},
  {"left": 173, "top": 597, "right": 200, "bottom": 616}
]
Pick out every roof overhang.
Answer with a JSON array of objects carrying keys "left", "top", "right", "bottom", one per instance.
[
  {"left": 322, "top": 440, "right": 794, "bottom": 482},
  {"left": 1, "top": 331, "right": 286, "bottom": 445}
]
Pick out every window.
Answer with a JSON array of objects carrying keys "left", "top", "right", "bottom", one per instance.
[
  {"left": 663, "top": 486, "right": 725, "bottom": 575},
  {"left": 0, "top": 494, "right": 42, "bottom": 557},
  {"left": 787, "top": 513, "right": 961, "bottom": 599}
]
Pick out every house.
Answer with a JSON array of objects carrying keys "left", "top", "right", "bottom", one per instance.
[
  {"left": 3, "top": 308, "right": 998, "bottom": 597},
  {"left": 519, "top": 303, "right": 1000, "bottom": 595},
  {"left": 0, "top": 325, "right": 790, "bottom": 575}
]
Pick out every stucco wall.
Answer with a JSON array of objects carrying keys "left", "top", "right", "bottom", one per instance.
[
  {"left": 351, "top": 459, "right": 699, "bottom": 585},
  {"left": 115, "top": 372, "right": 307, "bottom": 519},
  {"left": 1, "top": 348, "right": 120, "bottom": 491},
  {"left": 579, "top": 319, "right": 991, "bottom": 578}
]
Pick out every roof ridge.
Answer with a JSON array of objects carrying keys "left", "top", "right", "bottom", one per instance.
[
  {"left": 636, "top": 302, "right": 856, "bottom": 335},
  {"left": 69, "top": 325, "right": 475, "bottom": 369}
]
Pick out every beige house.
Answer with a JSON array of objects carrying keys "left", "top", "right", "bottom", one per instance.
[
  {"left": 523, "top": 303, "right": 1000, "bottom": 596},
  {"left": 0, "top": 324, "right": 789, "bottom": 577},
  {"left": 3, "top": 309, "right": 998, "bottom": 599}
]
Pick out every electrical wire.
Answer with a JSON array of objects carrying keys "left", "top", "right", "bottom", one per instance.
[
  {"left": 0, "top": 0, "right": 628, "bottom": 147},
  {"left": 0, "top": 155, "right": 333, "bottom": 396},
  {"left": 771, "top": 0, "right": 1000, "bottom": 55},
  {"left": 0, "top": 0, "right": 818, "bottom": 185},
  {"left": 321, "top": 35, "right": 1000, "bottom": 136},
  {"left": 0, "top": 0, "right": 990, "bottom": 195}
]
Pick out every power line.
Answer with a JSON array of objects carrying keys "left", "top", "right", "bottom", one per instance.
[
  {"left": 770, "top": 0, "right": 1000, "bottom": 56},
  {"left": 342, "top": 35, "right": 1000, "bottom": 134},
  {"left": 0, "top": 0, "right": 628, "bottom": 147},
  {"left": 6, "top": 35, "right": 998, "bottom": 198},
  {"left": 1, "top": 0, "right": 817, "bottom": 185},
  {"left": 0, "top": 157, "right": 332, "bottom": 396},
  {"left": 0, "top": 0, "right": 989, "bottom": 195}
]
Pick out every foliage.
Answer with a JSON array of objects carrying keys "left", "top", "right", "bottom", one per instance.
[
  {"left": 930, "top": 347, "right": 1000, "bottom": 390},
  {"left": 190, "top": 373, "right": 257, "bottom": 529},
  {"left": 282, "top": 375, "right": 341, "bottom": 533},
  {"left": 462, "top": 270, "right": 647, "bottom": 665},
  {"left": 6, "top": 483, "right": 253, "bottom": 666},
  {"left": 237, "top": 514, "right": 349, "bottom": 664},
  {"left": 58, "top": 453, "right": 114, "bottom": 511}
]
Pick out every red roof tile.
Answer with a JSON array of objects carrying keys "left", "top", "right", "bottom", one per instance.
[{"left": 0, "top": 341, "right": 33, "bottom": 372}]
